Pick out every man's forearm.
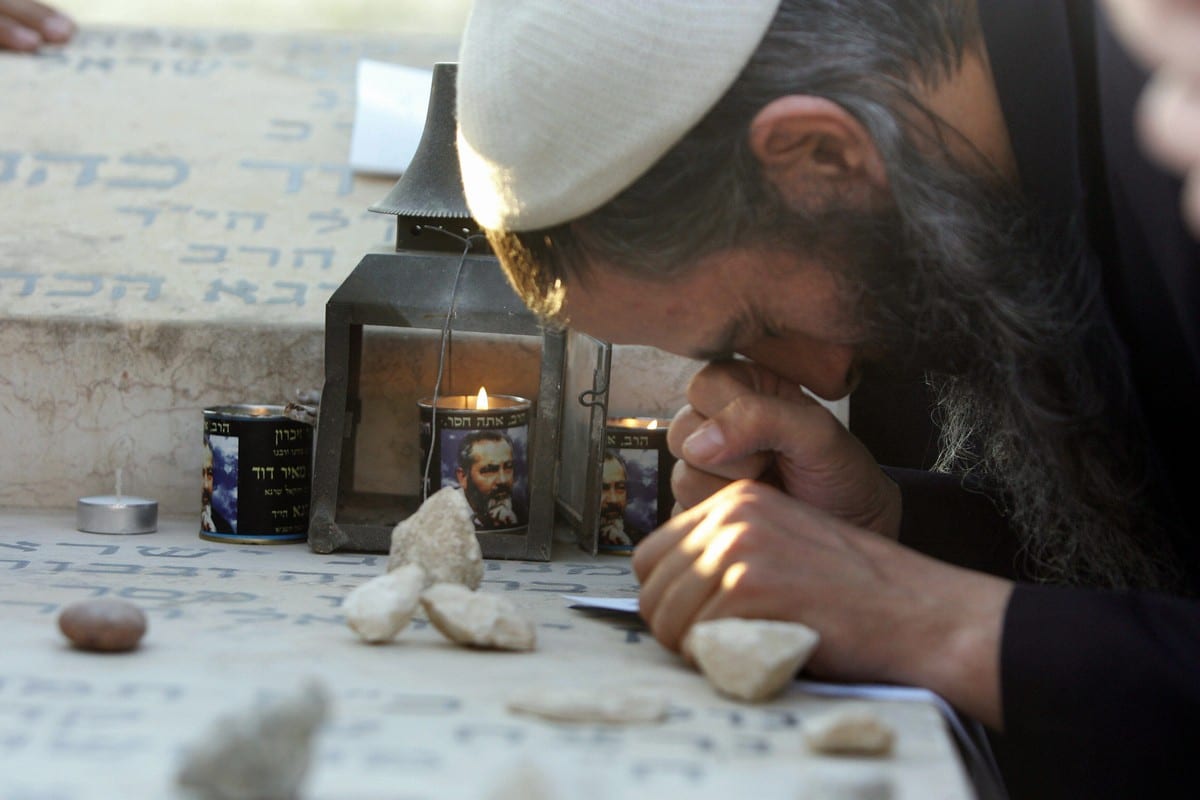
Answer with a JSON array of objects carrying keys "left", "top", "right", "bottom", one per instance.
[{"left": 860, "top": 530, "right": 1013, "bottom": 729}]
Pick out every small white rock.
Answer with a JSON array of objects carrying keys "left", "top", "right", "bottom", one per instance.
[
  {"left": 487, "top": 758, "right": 608, "bottom": 800},
  {"left": 343, "top": 564, "right": 425, "bottom": 643},
  {"left": 420, "top": 583, "right": 536, "bottom": 651},
  {"left": 388, "top": 487, "right": 484, "bottom": 589},
  {"left": 682, "top": 618, "right": 820, "bottom": 702},
  {"left": 799, "top": 764, "right": 894, "bottom": 799},
  {"left": 803, "top": 704, "right": 896, "bottom": 756},
  {"left": 507, "top": 687, "right": 668, "bottom": 724},
  {"left": 487, "top": 761, "right": 557, "bottom": 800},
  {"left": 176, "top": 679, "right": 329, "bottom": 800}
]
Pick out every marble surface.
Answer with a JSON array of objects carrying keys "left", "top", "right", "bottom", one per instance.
[
  {"left": 0, "top": 509, "right": 974, "bottom": 800},
  {"left": 1, "top": 27, "right": 414, "bottom": 325},
  {"left": 0, "top": 26, "right": 715, "bottom": 515}
]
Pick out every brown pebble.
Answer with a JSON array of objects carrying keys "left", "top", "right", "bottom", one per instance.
[{"left": 58, "top": 598, "right": 147, "bottom": 652}]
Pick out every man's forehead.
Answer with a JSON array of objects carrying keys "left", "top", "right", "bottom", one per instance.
[
  {"left": 564, "top": 268, "right": 733, "bottom": 354},
  {"left": 472, "top": 439, "right": 512, "bottom": 458},
  {"left": 602, "top": 458, "right": 626, "bottom": 476}
]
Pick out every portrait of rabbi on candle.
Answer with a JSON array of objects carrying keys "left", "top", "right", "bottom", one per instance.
[
  {"left": 453, "top": 430, "right": 527, "bottom": 532},
  {"left": 201, "top": 434, "right": 236, "bottom": 535},
  {"left": 599, "top": 450, "right": 651, "bottom": 549}
]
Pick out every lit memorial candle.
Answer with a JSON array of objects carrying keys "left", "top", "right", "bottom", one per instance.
[
  {"left": 599, "top": 416, "right": 676, "bottom": 553},
  {"left": 419, "top": 387, "right": 532, "bottom": 534}
]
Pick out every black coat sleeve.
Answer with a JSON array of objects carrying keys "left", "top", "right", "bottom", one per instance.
[
  {"left": 887, "top": 466, "right": 1024, "bottom": 580},
  {"left": 890, "top": 465, "right": 1200, "bottom": 797},
  {"left": 992, "top": 584, "right": 1200, "bottom": 799}
]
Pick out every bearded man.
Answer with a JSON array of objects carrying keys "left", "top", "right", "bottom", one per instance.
[
  {"left": 598, "top": 451, "right": 649, "bottom": 550},
  {"left": 454, "top": 1, "right": 1200, "bottom": 796},
  {"left": 200, "top": 442, "right": 233, "bottom": 535},
  {"left": 455, "top": 430, "right": 523, "bottom": 531}
]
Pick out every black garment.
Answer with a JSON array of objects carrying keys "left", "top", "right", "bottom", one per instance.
[
  {"left": 1000, "top": 585, "right": 1200, "bottom": 797},
  {"left": 855, "top": 2, "right": 1200, "bottom": 797},
  {"left": 982, "top": 3, "right": 1200, "bottom": 797},
  {"left": 972, "top": 1, "right": 1200, "bottom": 574}
]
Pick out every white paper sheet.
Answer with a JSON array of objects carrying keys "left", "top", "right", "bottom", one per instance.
[
  {"left": 348, "top": 59, "right": 433, "bottom": 175},
  {"left": 563, "top": 594, "right": 640, "bottom": 614}
]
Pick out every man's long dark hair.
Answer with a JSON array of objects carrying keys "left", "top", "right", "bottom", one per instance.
[{"left": 488, "top": 0, "right": 1181, "bottom": 590}]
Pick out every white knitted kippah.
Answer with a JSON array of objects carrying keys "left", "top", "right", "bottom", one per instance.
[{"left": 456, "top": 0, "right": 782, "bottom": 232}]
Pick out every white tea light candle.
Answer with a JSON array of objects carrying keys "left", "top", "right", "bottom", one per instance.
[{"left": 77, "top": 469, "right": 158, "bottom": 534}]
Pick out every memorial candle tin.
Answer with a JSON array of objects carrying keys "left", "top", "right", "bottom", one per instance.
[
  {"left": 201, "top": 405, "right": 313, "bottom": 544},
  {"left": 418, "top": 390, "right": 531, "bottom": 535},
  {"left": 599, "top": 417, "right": 676, "bottom": 553}
]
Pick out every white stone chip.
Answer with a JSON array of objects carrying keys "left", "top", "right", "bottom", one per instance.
[
  {"left": 343, "top": 564, "right": 425, "bottom": 643},
  {"left": 420, "top": 583, "right": 536, "bottom": 651},
  {"left": 176, "top": 678, "right": 329, "bottom": 800},
  {"left": 486, "top": 761, "right": 557, "bottom": 800},
  {"left": 799, "top": 765, "right": 894, "bottom": 799},
  {"left": 803, "top": 704, "right": 896, "bottom": 756},
  {"left": 387, "top": 487, "right": 483, "bottom": 589},
  {"left": 507, "top": 687, "right": 668, "bottom": 724},
  {"left": 487, "top": 758, "right": 608, "bottom": 800},
  {"left": 682, "top": 618, "right": 820, "bottom": 702}
]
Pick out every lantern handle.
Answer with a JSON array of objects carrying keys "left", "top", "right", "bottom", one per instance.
[{"left": 578, "top": 370, "right": 610, "bottom": 408}]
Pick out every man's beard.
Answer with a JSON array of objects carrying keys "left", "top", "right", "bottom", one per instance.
[
  {"left": 466, "top": 482, "right": 516, "bottom": 526},
  {"left": 600, "top": 502, "right": 624, "bottom": 523},
  {"left": 791, "top": 159, "right": 1181, "bottom": 591},
  {"left": 599, "top": 517, "right": 632, "bottom": 547},
  {"left": 487, "top": 493, "right": 514, "bottom": 515}
]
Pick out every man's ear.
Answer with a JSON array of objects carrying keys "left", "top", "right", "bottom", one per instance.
[{"left": 749, "top": 95, "right": 888, "bottom": 208}]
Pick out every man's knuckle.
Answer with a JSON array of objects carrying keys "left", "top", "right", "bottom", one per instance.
[
  {"left": 726, "top": 478, "right": 771, "bottom": 503},
  {"left": 725, "top": 392, "right": 762, "bottom": 422}
]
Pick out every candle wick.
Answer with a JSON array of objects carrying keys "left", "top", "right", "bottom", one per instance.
[{"left": 115, "top": 467, "right": 123, "bottom": 503}]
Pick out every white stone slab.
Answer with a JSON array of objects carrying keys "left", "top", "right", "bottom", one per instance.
[{"left": 0, "top": 509, "right": 975, "bottom": 800}]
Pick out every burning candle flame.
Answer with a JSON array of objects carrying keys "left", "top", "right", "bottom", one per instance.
[
  {"left": 647, "top": 419, "right": 659, "bottom": 430},
  {"left": 475, "top": 386, "right": 489, "bottom": 411}
]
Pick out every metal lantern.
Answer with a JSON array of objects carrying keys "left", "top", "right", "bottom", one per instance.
[{"left": 307, "top": 63, "right": 612, "bottom": 560}]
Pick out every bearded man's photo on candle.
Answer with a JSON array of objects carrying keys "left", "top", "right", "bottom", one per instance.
[{"left": 419, "top": 389, "right": 531, "bottom": 534}]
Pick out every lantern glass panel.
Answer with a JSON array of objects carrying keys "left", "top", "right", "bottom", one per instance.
[{"left": 557, "top": 330, "right": 613, "bottom": 554}]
